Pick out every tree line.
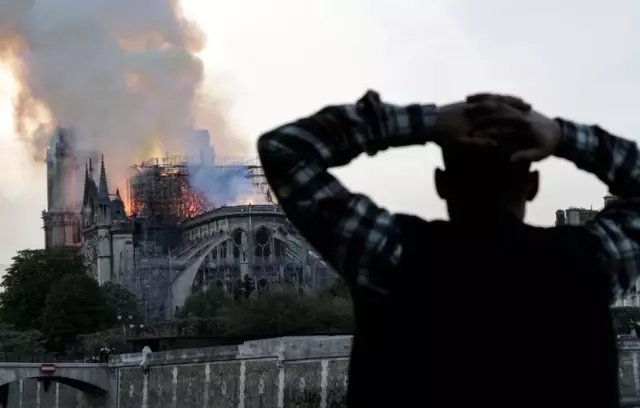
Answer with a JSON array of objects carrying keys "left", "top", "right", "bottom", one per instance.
[
  {"left": 0, "top": 247, "right": 353, "bottom": 353},
  {"left": 176, "top": 279, "right": 353, "bottom": 338},
  {"left": 5, "top": 246, "right": 640, "bottom": 354},
  {"left": 0, "top": 248, "right": 139, "bottom": 352}
]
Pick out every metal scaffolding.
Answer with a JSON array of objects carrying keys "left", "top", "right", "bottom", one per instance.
[
  {"left": 246, "top": 164, "right": 275, "bottom": 204},
  {"left": 128, "top": 156, "right": 213, "bottom": 225}
]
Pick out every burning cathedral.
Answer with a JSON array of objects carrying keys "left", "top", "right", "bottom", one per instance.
[{"left": 42, "top": 128, "right": 338, "bottom": 322}]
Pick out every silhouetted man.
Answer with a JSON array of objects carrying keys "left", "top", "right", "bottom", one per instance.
[{"left": 257, "top": 91, "right": 637, "bottom": 407}]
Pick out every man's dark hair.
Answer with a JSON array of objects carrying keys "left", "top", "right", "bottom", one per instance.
[{"left": 441, "top": 143, "right": 531, "bottom": 199}]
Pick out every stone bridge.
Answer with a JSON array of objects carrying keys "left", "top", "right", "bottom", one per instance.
[
  {"left": 5, "top": 337, "right": 640, "bottom": 407},
  {"left": 0, "top": 362, "right": 110, "bottom": 395}
]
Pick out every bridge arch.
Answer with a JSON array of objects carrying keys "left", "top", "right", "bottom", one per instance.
[{"left": 0, "top": 363, "right": 110, "bottom": 395}]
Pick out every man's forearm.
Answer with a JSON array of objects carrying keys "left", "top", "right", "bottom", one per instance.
[
  {"left": 257, "top": 91, "right": 436, "bottom": 291},
  {"left": 258, "top": 91, "right": 438, "bottom": 171},
  {"left": 555, "top": 119, "right": 640, "bottom": 198}
]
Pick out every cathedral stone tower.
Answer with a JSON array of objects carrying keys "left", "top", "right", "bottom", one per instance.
[
  {"left": 82, "top": 155, "right": 134, "bottom": 285},
  {"left": 42, "top": 128, "right": 83, "bottom": 249}
]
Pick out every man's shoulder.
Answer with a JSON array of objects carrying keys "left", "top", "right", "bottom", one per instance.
[
  {"left": 393, "top": 213, "right": 446, "bottom": 231},
  {"left": 524, "top": 223, "right": 600, "bottom": 248},
  {"left": 393, "top": 213, "right": 600, "bottom": 259},
  {"left": 395, "top": 212, "right": 593, "bottom": 237}
]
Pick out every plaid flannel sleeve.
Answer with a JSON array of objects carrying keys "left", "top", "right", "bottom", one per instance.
[
  {"left": 257, "top": 91, "right": 438, "bottom": 293},
  {"left": 556, "top": 119, "right": 640, "bottom": 301}
]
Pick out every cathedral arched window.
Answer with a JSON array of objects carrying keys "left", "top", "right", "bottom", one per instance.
[
  {"left": 254, "top": 227, "right": 271, "bottom": 258},
  {"left": 232, "top": 229, "right": 249, "bottom": 262},
  {"left": 220, "top": 241, "right": 227, "bottom": 259}
]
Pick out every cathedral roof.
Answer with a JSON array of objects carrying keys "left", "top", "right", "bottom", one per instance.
[{"left": 110, "top": 189, "right": 127, "bottom": 220}]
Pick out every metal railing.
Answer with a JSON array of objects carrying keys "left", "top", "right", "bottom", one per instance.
[{"left": 0, "top": 351, "right": 107, "bottom": 364}]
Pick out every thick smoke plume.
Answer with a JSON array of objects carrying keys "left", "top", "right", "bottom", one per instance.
[
  {"left": 186, "top": 130, "right": 259, "bottom": 207},
  {"left": 0, "top": 0, "right": 250, "bottom": 208}
]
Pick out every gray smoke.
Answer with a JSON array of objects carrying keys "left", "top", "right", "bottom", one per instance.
[
  {"left": 0, "top": 0, "right": 246, "bottom": 206},
  {"left": 186, "top": 130, "right": 262, "bottom": 207}
]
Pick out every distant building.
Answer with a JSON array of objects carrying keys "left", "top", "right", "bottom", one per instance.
[
  {"left": 556, "top": 196, "right": 638, "bottom": 308},
  {"left": 555, "top": 195, "right": 618, "bottom": 226},
  {"left": 616, "top": 292, "right": 640, "bottom": 308},
  {"left": 554, "top": 208, "right": 597, "bottom": 226}
]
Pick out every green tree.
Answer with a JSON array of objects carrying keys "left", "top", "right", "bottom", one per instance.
[
  {"left": 177, "top": 288, "right": 229, "bottom": 319},
  {"left": 176, "top": 283, "right": 355, "bottom": 337},
  {"left": 101, "top": 282, "right": 141, "bottom": 320},
  {"left": 0, "top": 248, "right": 84, "bottom": 330},
  {"left": 0, "top": 323, "right": 45, "bottom": 353},
  {"left": 40, "top": 274, "right": 117, "bottom": 351},
  {"left": 321, "top": 279, "right": 351, "bottom": 300},
  {"left": 312, "top": 294, "right": 354, "bottom": 333},
  {"left": 225, "top": 286, "right": 319, "bottom": 336},
  {"left": 612, "top": 306, "right": 640, "bottom": 334}
]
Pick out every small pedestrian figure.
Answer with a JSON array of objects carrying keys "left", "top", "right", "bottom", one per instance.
[
  {"left": 99, "top": 343, "right": 115, "bottom": 363},
  {"left": 140, "top": 345, "right": 152, "bottom": 376}
]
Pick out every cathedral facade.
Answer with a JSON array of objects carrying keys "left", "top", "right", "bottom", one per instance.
[
  {"left": 43, "top": 128, "right": 338, "bottom": 323},
  {"left": 43, "top": 128, "right": 134, "bottom": 286}
]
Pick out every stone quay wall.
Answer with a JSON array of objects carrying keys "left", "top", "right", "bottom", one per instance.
[
  {"left": 5, "top": 335, "right": 352, "bottom": 408},
  {"left": 618, "top": 338, "right": 640, "bottom": 406},
  {"left": 8, "top": 336, "right": 640, "bottom": 407},
  {"left": 112, "top": 335, "right": 351, "bottom": 408}
]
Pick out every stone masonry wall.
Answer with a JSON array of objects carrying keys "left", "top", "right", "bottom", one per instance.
[
  {"left": 6, "top": 380, "right": 92, "bottom": 408},
  {"left": 8, "top": 336, "right": 640, "bottom": 407},
  {"left": 619, "top": 338, "right": 640, "bottom": 407},
  {"left": 112, "top": 335, "right": 351, "bottom": 408},
  {"left": 3, "top": 335, "right": 352, "bottom": 407}
]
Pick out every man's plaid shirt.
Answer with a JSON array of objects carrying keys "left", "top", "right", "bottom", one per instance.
[{"left": 257, "top": 91, "right": 640, "bottom": 302}]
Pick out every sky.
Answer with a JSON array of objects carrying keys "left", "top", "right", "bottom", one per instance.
[{"left": 1, "top": 0, "right": 639, "bottom": 274}]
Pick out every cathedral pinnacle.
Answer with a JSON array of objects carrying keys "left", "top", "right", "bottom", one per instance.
[
  {"left": 98, "top": 154, "right": 109, "bottom": 198},
  {"left": 84, "top": 161, "right": 90, "bottom": 191}
]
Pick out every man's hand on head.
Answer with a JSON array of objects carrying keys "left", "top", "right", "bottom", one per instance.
[
  {"left": 433, "top": 94, "right": 531, "bottom": 149},
  {"left": 465, "top": 93, "right": 562, "bottom": 163}
]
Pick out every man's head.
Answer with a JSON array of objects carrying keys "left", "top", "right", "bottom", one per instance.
[{"left": 435, "top": 142, "right": 539, "bottom": 221}]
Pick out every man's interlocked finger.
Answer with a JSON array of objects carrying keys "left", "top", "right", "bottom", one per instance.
[
  {"left": 457, "top": 136, "right": 498, "bottom": 147},
  {"left": 465, "top": 100, "right": 504, "bottom": 115},
  {"left": 466, "top": 93, "right": 531, "bottom": 112},
  {"left": 466, "top": 93, "right": 500, "bottom": 103}
]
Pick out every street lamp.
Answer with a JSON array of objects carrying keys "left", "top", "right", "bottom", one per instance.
[{"left": 117, "top": 314, "right": 134, "bottom": 337}]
